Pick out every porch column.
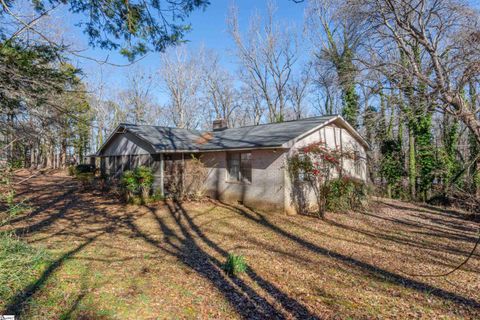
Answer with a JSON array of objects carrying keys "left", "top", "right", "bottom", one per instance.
[{"left": 159, "top": 153, "right": 164, "bottom": 197}]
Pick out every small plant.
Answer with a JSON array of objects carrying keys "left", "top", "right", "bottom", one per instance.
[
  {"left": 223, "top": 253, "right": 247, "bottom": 276},
  {"left": 67, "top": 165, "right": 76, "bottom": 176},
  {"left": 120, "top": 166, "right": 154, "bottom": 204},
  {"left": 135, "top": 166, "right": 154, "bottom": 201}
]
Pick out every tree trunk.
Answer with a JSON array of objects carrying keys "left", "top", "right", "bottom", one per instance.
[
  {"left": 408, "top": 128, "right": 416, "bottom": 199},
  {"left": 60, "top": 139, "right": 67, "bottom": 168}
]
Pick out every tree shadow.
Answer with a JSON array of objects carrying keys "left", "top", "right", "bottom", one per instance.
[
  {"left": 3, "top": 234, "right": 99, "bottom": 316},
  {"left": 216, "top": 202, "right": 480, "bottom": 309},
  {"left": 129, "top": 200, "right": 322, "bottom": 319},
  {"left": 171, "top": 201, "right": 322, "bottom": 319}
]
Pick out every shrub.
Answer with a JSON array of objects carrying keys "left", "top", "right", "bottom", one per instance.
[
  {"left": 167, "top": 155, "right": 208, "bottom": 201},
  {"left": 120, "top": 170, "right": 138, "bottom": 201},
  {"left": 74, "top": 164, "right": 96, "bottom": 174},
  {"left": 135, "top": 166, "right": 154, "bottom": 200},
  {"left": 325, "top": 177, "right": 368, "bottom": 212},
  {"left": 223, "top": 253, "right": 247, "bottom": 276},
  {"left": 0, "top": 232, "right": 50, "bottom": 304},
  {"left": 67, "top": 165, "right": 76, "bottom": 176},
  {"left": 287, "top": 141, "right": 344, "bottom": 217},
  {"left": 71, "top": 164, "right": 96, "bottom": 189},
  {"left": 120, "top": 166, "right": 154, "bottom": 204}
]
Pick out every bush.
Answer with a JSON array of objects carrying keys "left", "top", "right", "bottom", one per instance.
[
  {"left": 120, "top": 166, "right": 154, "bottom": 204},
  {"left": 71, "top": 164, "right": 96, "bottom": 189},
  {"left": 74, "top": 164, "right": 96, "bottom": 174},
  {"left": 67, "top": 165, "right": 76, "bottom": 176},
  {"left": 325, "top": 177, "right": 368, "bottom": 212},
  {"left": 167, "top": 155, "right": 208, "bottom": 201},
  {"left": 135, "top": 166, "right": 154, "bottom": 200},
  {"left": 0, "top": 232, "right": 50, "bottom": 304},
  {"left": 223, "top": 253, "right": 247, "bottom": 276}
]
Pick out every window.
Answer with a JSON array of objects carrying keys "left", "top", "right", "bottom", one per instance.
[
  {"left": 354, "top": 151, "right": 361, "bottom": 176},
  {"left": 227, "top": 152, "right": 252, "bottom": 183},
  {"left": 296, "top": 153, "right": 308, "bottom": 182}
]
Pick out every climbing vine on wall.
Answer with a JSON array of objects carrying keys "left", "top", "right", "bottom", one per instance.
[{"left": 287, "top": 141, "right": 365, "bottom": 217}]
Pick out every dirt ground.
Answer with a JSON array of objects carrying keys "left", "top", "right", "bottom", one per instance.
[{"left": 1, "top": 170, "right": 480, "bottom": 319}]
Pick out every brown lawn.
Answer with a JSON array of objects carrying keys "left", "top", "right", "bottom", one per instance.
[{"left": 1, "top": 170, "right": 480, "bottom": 319}]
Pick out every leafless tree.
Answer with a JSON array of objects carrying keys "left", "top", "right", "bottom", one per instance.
[
  {"left": 227, "top": 1, "right": 299, "bottom": 123},
  {"left": 200, "top": 49, "right": 239, "bottom": 128},
  {"left": 159, "top": 46, "right": 203, "bottom": 129},
  {"left": 118, "top": 67, "right": 157, "bottom": 125},
  {"left": 288, "top": 63, "right": 312, "bottom": 119},
  {"left": 345, "top": 0, "right": 480, "bottom": 142}
]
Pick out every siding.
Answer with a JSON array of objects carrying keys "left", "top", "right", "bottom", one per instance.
[
  {"left": 284, "top": 121, "right": 368, "bottom": 214},
  {"left": 102, "top": 132, "right": 153, "bottom": 156},
  {"left": 202, "top": 149, "right": 286, "bottom": 212}
]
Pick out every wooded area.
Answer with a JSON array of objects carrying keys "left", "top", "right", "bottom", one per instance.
[
  {"left": 1, "top": 0, "right": 479, "bottom": 204},
  {"left": 1, "top": 1, "right": 480, "bottom": 318}
]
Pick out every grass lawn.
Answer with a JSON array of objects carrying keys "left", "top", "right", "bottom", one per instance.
[{"left": 1, "top": 170, "right": 479, "bottom": 319}]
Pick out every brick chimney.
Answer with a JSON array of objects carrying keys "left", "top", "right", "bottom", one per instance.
[{"left": 212, "top": 119, "right": 228, "bottom": 131}]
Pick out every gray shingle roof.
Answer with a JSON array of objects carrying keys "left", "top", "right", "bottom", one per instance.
[{"left": 119, "top": 115, "right": 338, "bottom": 152}]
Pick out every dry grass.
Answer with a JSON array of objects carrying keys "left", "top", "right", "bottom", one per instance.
[{"left": 1, "top": 170, "right": 479, "bottom": 319}]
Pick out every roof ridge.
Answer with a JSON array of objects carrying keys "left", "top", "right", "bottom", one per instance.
[
  {"left": 120, "top": 114, "right": 338, "bottom": 132},
  {"left": 121, "top": 123, "right": 202, "bottom": 134},
  {"left": 222, "top": 114, "right": 338, "bottom": 131}
]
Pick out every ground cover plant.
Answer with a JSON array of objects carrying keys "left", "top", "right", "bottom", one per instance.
[
  {"left": 0, "top": 171, "right": 479, "bottom": 319},
  {"left": 223, "top": 254, "right": 248, "bottom": 276}
]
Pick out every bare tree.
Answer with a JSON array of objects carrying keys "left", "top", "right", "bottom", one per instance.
[
  {"left": 288, "top": 63, "right": 312, "bottom": 119},
  {"left": 346, "top": 0, "right": 480, "bottom": 142},
  {"left": 200, "top": 49, "right": 239, "bottom": 127},
  {"left": 159, "top": 46, "right": 203, "bottom": 129},
  {"left": 118, "top": 67, "right": 157, "bottom": 125},
  {"left": 227, "top": 1, "right": 299, "bottom": 123}
]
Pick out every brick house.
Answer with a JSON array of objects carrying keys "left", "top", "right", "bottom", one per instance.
[{"left": 94, "top": 115, "right": 369, "bottom": 214}]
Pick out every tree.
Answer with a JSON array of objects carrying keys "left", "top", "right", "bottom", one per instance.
[
  {"left": 348, "top": 0, "right": 480, "bottom": 143},
  {"left": 118, "top": 68, "right": 157, "bottom": 125},
  {"left": 159, "top": 46, "right": 203, "bottom": 129},
  {"left": 288, "top": 63, "right": 312, "bottom": 119},
  {"left": 228, "top": 1, "right": 299, "bottom": 123},
  {"left": 306, "top": 0, "right": 362, "bottom": 127},
  {"left": 1, "top": 0, "right": 210, "bottom": 60},
  {"left": 200, "top": 49, "right": 239, "bottom": 128},
  {"left": 0, "top": 40, "right": 79, "bottom": 166}
]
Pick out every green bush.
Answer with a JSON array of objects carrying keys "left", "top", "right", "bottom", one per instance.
[
  {"left": 71, "top": 164, "right": 96, "bottom": 189},
  {"left": 74, "top": 164, "right": 96, "bottom": 174},
  {"left": 120, "top": 166, "right": 154, "bottom": 203},
  {"left": 0, "top": 232, "right": 50, "bottom": 304},
  {"left": 67, "top": 165, "right": 76, "bottom": 176},
  {"left": 325, "top": 177, "right": 368, "bottom": 212},
  {"left": 223, "top": 253, "right": 247, "bottom": 276}
]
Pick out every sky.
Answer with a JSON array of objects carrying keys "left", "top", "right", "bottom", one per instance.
[{"left": 66, "top": 0, "right": 308, "bottom": 101}]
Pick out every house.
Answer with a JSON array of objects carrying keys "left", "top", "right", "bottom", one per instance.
[{"left": 94, "top": 115, "right": 369, "bottom": 214}]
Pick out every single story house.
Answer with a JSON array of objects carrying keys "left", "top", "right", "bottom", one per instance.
[{"left": 94, "top": 115, "right": 369, "bottom": 214}]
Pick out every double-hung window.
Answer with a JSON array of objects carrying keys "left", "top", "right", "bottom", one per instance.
[{"left": 227, "top": 152, "right": 252, "bottom": 183}]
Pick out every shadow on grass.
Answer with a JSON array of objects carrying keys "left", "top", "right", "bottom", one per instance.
[
  {"left": 165, "top": 200, "right": 320, "bottom": 319},
  {"left": 117, "top": 200, "right": 320, "bottom": 319},
  {"left": 216, "top": 202, "right": 480, "bottom": 309},
  {"left": 2, "top": 235, "right": 99, "bottom": 316}
]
